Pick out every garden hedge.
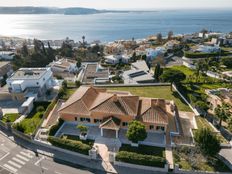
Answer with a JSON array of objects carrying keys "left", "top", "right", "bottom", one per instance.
[
  {"left": 48, "top": 136, "right": 91, "bottom": 155},
  {"left": 116, "top": 151, "right": 165, "bottom": 168},
  {"left": 48, "top": 119, "right": 64, "bottom": 136}
]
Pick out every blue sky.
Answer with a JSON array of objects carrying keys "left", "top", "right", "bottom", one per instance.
[{"left": 0, "top": 0, "right": 232, "bottom": 10}]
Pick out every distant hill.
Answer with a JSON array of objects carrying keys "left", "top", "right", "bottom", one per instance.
[{"left": 0, "top": 6, "right": 132, "bottom": 15}]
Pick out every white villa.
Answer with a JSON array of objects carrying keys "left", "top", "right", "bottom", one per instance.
[
  {"left": 7, "top": 67, "right": 55, "bottom": 102},
  {"left": 122, "top": 60, "right": 154, "bottom": 84},
  {"left": 104, "top": 54, "right": 131, "bottom": 65}
]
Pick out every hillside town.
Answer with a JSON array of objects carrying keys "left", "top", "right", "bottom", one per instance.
[{"left": 0, "top": 29, "right": 232, "bottom": 174}]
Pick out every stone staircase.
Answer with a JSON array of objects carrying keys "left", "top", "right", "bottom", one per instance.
[{"left": 94, "top": 137, "right": 121, "bottom": 174}]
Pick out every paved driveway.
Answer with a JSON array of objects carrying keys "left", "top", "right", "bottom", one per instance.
[{"left": 119, "top": 129, "right": 165, "bottom": 146}]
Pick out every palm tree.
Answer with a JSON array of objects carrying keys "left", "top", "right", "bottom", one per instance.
[
  {"left": 215, "top": 103, "right": 231, "bottom": 128},
  {"left": 82, "top": 36, "right": 85, "bottom": 44}
]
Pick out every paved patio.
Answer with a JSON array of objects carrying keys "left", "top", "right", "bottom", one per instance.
[{"left": 56, "top": 122, "right": 165, "bottom": 146}]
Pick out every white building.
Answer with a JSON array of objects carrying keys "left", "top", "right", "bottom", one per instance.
[
  {"left": 195, "top": 45, "right": 220, "bottom": 53},
  {"left": 7, "top": 67, "right": 54, "bottom": 101},
  {"left": 123, "top": 60, "right": 154, "bottom": 84},
  {"left": 104, "top": 54, "right": 131, "bottom": 65},
  {"left": 48, "top": 58, "right": 78, "bottom": 73},
  {"left": 146, "top": 47, "right": 166, "bottom": 60},
  {"left": 0, "top": 51, "right": 15, "bottom": 60}
]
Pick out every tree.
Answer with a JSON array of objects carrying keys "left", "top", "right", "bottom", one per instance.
[
  {"left": 126, "top": 121, "right": 147, "bottom": 143},
  {"left": 215, "top": 103, "right": 231, "bottom": 128},
  {"left": 168, "top": 31, "right": 173, "bottom": 40},
  {"left": 194, "top": 101, "right": 209, "bottom": 112},
  {"left": 220, "top": 57, "right": 232, "bottom": 68},
  {"left": 154, "top": 63, "right": 163, "bottom": 82},
  {"left": 156, "top": 33, "right": 162, "bottom": 44},
  {"left": 76, "top": 58, "right": 82, "bottom": 68},
  {"left": 160, "top": 69, "right": 186, "bottom": 91},
  {"left": 131, "top": 52, "right": 137, "bottom": 62},
  {"left": 62, "top": 80, "right": 68, "bottom": 89},
  {"left": 227, "top": 118, "right": 232, "bottom": 132},
  {"left": 194, "top": 128, "right": 220, "bottom": 156}
]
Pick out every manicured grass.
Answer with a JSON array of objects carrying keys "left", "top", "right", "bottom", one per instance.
[
  {"left": 174, "top": 146, "right": 231, "bottom": 172},
  {"left": 119, "top": 144, "right": 165, "bottom": 157},
  {"left": 106, "top": 86, "right": 192, "bottom": 112},
  {"left": 15, "top": 102, "right": 50, "bottom": 135},
  {"left": 169, "top": 65, "right": 195, "bottom": 77},
  {"left": 2, "top": 113, "right": 20, "bottom": 123},
  {"left": 194, "top": 117, "right": 228, "bottom": 144},
  {"left": 61, "top": 88, "right": 77, "bottom": 100}
]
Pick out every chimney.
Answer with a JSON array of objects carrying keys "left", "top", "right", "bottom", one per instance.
[{"left": 113, "top": 94, "right": 118, "bottom": 102}]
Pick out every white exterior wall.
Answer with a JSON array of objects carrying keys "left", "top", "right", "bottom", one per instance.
[{"left": 7, "top": 68, "right": 53, "bottom": 93}]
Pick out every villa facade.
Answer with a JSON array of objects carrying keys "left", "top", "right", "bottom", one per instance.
[{"left": 58, "top": 86, "right": 181, "bottom": 142}]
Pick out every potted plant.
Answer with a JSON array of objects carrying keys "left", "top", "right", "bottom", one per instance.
[{"left": 77, "top": 125, "right": 88, "bottom": 140}]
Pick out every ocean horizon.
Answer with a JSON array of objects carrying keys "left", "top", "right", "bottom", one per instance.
[{"left": 0, "top": 9, "right": 232, "bottom": 42}]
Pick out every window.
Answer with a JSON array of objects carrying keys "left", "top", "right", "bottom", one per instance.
[
  {"left": 80, "top": 117, "right": 91, "bottom": 122},
  {"left": 94, "top": 119, "right": 102, "bottom": 123},
  {"left": 149, "top": 125, "right": 154, "bottom": 130},
  {"left": 122, "top": 122, "right": 128, "bottom": 127},
  {"left": 36, "top": 82, "right": 39, "bottom": 85},
  {"left": 156, "top": 126, "right": 165, "bottom": 131},
  {"left": 75, "top": 117, "right": 78, "bottom": 121}
]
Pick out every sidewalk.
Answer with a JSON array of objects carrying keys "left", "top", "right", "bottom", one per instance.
[{"left": 165, "top": 147, "right": 174, "bottom": 170}]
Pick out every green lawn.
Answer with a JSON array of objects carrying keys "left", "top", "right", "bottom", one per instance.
[
  {"left": 174, "top": 146, "right": 231, "bottom": 172},
  {"left": 105, "top": 86, "right": 192, "bottom": 112},
  {"left": 2, "top": 113, "right": 20, "bottom": 123},
  {"left": 169, "top": 65, "right": 195, "bottom": 77},
  {"left": 15, "top": 102, "right": 50, "bottom": 135},
  {"left": 61, "top": 88, "right": 77, "bottom": 100},
  {"left": 194, "top": 117, "right": 228, "bottom": 144}
]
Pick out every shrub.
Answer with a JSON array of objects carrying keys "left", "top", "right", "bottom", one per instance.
[
  {"left": 77, "top": 125, "right": 88, "bottom": 133},
  {"left": 116, "top": 151, "right": 165, "bottom": 168},
  {"left": 48, "top": 136, "right": 91, "bottom": 155},
  {"left": 13, "top": 123, "right": 25, "bottom": 133},
  {"left": 75, "top": 80, "right": 81, "bottom": 88},
  {"left": 49, "top": 119, "right": 64, "bottom": 136},
  {"left": 194, "top": 128, "right": 221, "bottom": 156},
  {"left": 36, "top": 106, "right": 45, "bottom": 113}
]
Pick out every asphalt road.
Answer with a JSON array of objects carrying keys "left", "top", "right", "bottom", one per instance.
[{"left": 0, "top": 132, "right": 103, "bottom": 174}]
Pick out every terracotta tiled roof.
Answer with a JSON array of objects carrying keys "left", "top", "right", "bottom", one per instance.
[
  {"left": 59, "top": 86, "right": 177, "bottom": 127},
  {"left": 91, "top": 95, "right": 139, "bottom": 116},
  {"left": 100, "top": 116, "right": 121, "bottom": 130},
  {"left": 138, "top": 98, "right": 171, "bottom": 125}
]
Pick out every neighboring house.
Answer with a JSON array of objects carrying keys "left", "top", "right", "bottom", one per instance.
[
  {"left": 222, "top": 71, "right": 232, "bottom": 79},
  {"left": 58, "top": 86, "right": 181, "bottom": 143},
  {"left": 81, "top": 63, "right": 109, "bottom": 84},
  {"left": 104, "top": 54, "right": 131, "bottom": 65},
  {"left": 0, "top": 51, "right": 15, "bottom": 60},
  {"left": 194, "top": 45, "right": 220, "bottom": 53},
  {"left": 122, "top": 60, "right": 154, "bottom": 84},
  {"left": 206, "top": 88, "right": 232, "bottom": 112},
  {"left": 48, "top": 58, "right": 78, "bottom": 73},
  {"left": 104, "top": 41, "right": 125, "bottom": 55},
  {"left": 146, "top": 47, "right": 166, "bottom": 60},
  {"left": 0, "top": 61, "right": 13, "bottom": 80},
  {"left": 6, "top": 67, "right": 54, "bottom": 102},
  {"left": 164, "top": 40, "right": 181, "bottom": 50}
]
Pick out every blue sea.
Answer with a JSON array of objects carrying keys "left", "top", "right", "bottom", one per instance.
[{"left": 0, "top": 10, "right": 232, "bottom": 42}]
